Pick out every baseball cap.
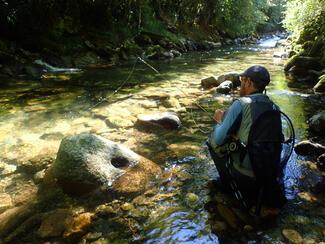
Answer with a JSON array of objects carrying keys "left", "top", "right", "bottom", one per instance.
[{"left": 240, "top": 65, "right": 270, "bottom": 87}]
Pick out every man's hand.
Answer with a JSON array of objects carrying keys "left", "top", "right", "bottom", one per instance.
[{"left": 213, "top": 109, "right": 225, "bottom": 123}]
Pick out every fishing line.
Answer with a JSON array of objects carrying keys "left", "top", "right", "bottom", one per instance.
[
  {"left": 137, "top": 57, "right": 213, "bottom": 134},
  {"left": 89, "top": 56, "right": 214, "bottom": 134},
  {"left": 89, "top": 57, "right": 138, "bottom": 110}
]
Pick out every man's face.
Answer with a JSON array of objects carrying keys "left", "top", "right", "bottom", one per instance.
[{"left": 239, "top": 76, "right": 249, "bottom": 96}]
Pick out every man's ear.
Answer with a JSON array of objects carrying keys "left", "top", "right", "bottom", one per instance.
[{"left": 247, "top": 78, "right": 254, "bottom": 87}]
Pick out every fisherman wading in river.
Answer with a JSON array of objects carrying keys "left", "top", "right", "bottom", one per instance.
[{"left": 207, "top": 65, "right": 294, "bottom": 215}]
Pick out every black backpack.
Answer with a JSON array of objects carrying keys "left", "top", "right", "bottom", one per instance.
[{"left": 246, "top": 109, "right": 294, "bottom": 210}]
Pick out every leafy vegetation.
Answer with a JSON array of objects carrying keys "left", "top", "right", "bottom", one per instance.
[
  {"left": 284, "top": 0, "right": 324, "bottom": 67},
  {"left": 0, "top": 0, "right": 285, "bottom": 49}
]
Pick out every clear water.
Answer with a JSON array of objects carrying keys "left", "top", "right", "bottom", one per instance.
[{"left": 0, "top": 39, "right": 324, "bottom": 242}]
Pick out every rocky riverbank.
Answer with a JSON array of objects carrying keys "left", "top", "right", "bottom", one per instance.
[
  {"left": 0, "top": 32, "right": 286, "bottom": 81},
  {"left": 283, "top": 31, "right": 325, "bottom": 93}
]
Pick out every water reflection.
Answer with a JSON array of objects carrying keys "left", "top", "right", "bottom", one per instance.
[{"left": 145, "top": 211, "right": 219, "bottom": 244}]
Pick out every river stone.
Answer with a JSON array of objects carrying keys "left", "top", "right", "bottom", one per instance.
[
  {"left": 17, "top": 155, "right": 53, "bottom": 175},
  {"left": 185, "top": 193, "right": 199, "bottom": 207},
  {"left": 163, "top": 97, "right": 181, "bottom": 109},
  {"left": 33, "top": 169, "right": 46, "bottom": 184},
  {"left": 217, "top": 72, "right": 240, "bottom": 87},
  {"left": 11, "top": 180, "right": 38, "bottom": 206},
  {"left": 217, "top": 204, "right": 240, "bottom": 230},
  {"left": 285, "top": 55, "right": 321, "bottom": 72},
  {"left": 309, "top": 111, "right": 325, "bottom": 135},
  {"left": 216, "top": 80, "right": 233, "bottom": 94},
  {"left": 37, "top": 209, "right": 72, "bottom": 238},
  {"left": 0, "top": 161, "right": 17, "bottom": 175},
  {"left": 0, "top": 202, "right": 35, "bottom": 237},
  {"left": 282, "top": 229, "right": 303, "bottom": 244},
  {"left": 210, "top": 220, "right": 228, "bottom": 234},
  {"left": 136, "top": 112, "right": 181, "bottom": 130},
  {"left": 294, "top": 140, "right": 325, "bottom": 156},
  {"left": 112, "top": 156, "right": 161, "bottom": 193},
  {"left": 120, "top": 202, "right": 133, "bottom": 211},
  {"left": 48, "top": 133, "right": 140, "bottom": 195},
  {"left": 201, "top": 76, "right": 221, "bottom": 89},
  {"left": 0, "top": 193, "right": 13, "bottom": 213},
  {"left": 40, "top": 132, "right": 65, "bottom": 140},
  {"left": 3, "top": 213, "right": 43, "bottom": 243},
  {"left": 63, "top": 212, "right": 94, "bottom": 238}
]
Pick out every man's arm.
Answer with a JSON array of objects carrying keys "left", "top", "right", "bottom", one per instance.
[{"left": 210, "top": 100, "right": 242, "bottom": 147}]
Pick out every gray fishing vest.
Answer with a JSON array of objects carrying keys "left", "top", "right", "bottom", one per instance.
[{"left": 231, "top": 93, "right": 280, "bottom": 177}]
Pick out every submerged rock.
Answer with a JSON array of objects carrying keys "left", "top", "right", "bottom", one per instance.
[
  {"left": 217, "top": 204, "right": 240, "bottom": 230},
  {"left": 46, "top": 133, "right": 160, "bottom": 195},
  {"left": 185, "top": 193, "right": 199, "bottom": 207},
  {"left": 0, "top": 193, "right": 13, "bottom": 213},
  {"left": 309, "top": 111, "right": 325, "bottom": 135},
  {"left": 37, "top": 209, "right": 94, "bottom": 239},
  {"left": 217, "top": 72, "right": 240, "bottom": 88},
  {"left": 216, "top": 80, "right": 233, "bottom": 94},
  {"left": 201, "top": 76, "right": 221, "bottom": 89},
  {"left": 37, "top": 209, "right": 72, "bottom": 238},
  {"left": 282, "top": 229, "right": 303, "bottom": 244},
  {"left": 63, "top": 212, "right": 94, "bottom": 238},
  {"left": 0, "top": 202, "right": 36, "bottom": 238},
  {"left": 136, "top": 112, "right": 181, "bottom": 130},
  {"left": 210, "top": 220, "right": 228, "bottom": 234},
  {"left": 294, "top": 140, "right": 325, "bottom": 156},
  {"left": 201, "top": 72, "right": 240, "bottom": 89}
]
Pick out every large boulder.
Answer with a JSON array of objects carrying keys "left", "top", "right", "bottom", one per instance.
[
  {"left": 294, "top": 140, "right": 325, "bottom": 156},
  {"left": 46, "top": 133, "right": 161, "bottom": 195},
  {"left": 309, "top": 111, "right": 325, "bottom": 135},
  {"left": 217, "top": 72, "right": 240, "bottom": 88},
  {"left": 201, "top": 72, "right": 240, "bottom": 89},
  {"left": 284, "top": 55, "right": 321, "bottom": 72}
]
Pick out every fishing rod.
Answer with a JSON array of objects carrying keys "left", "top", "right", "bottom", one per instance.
[
  {"left": 89, "top": 58, "right": 138, "bottom": 110},
  {"left": 137, "top": 57, "right": 213, "bottom": 134},
  {"left": 137, "top": 57, "right": 212, "bottom": 115},
  {"left": 90, "top": 56, "right": 214, "bottom": 134}
]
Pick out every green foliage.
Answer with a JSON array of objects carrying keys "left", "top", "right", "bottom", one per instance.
[
  {"left": 283, "top": 0, "right": 324, "bottom": 39},
  {"left": 283, "top": 0, "right": 325, "bottom": 65},
  {"left": 0, "top": 0, "right": 288, "bottom": 51}
]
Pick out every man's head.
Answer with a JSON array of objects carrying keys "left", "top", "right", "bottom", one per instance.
[{"left": 239, "top": 65, "right": 270, "bottom": 96}]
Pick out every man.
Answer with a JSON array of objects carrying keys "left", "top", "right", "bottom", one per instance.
[{"left": 208, "top": 65, "right": 286, "bottom": 210}]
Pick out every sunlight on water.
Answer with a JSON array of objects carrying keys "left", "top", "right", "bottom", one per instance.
[{"left": 0, "top": 38, "right": 324, "bottom": 242}]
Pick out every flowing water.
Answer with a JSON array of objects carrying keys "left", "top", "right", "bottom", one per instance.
[{"left": 1, "top": 37, "right": 325, "bottom": 243}]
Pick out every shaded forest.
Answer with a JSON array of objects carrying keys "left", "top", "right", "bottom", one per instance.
[
  {"left": 0, "top": 0, "right": 323, "bottom": 77},
  {"left": 0, "top": 0, "right": 285, "bottom": 64}
]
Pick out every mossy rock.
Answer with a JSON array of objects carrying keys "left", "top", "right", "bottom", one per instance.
[
  {"left": 284, "top": 54, "right": 299, "bottom": 72},
  {"left": 284, "top": 54, "right": 321, "bottom": 72}
]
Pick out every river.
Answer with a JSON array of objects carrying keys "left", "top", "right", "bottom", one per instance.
[{"left": 1, "top": 37, "right": 325, "bottom": 243}]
